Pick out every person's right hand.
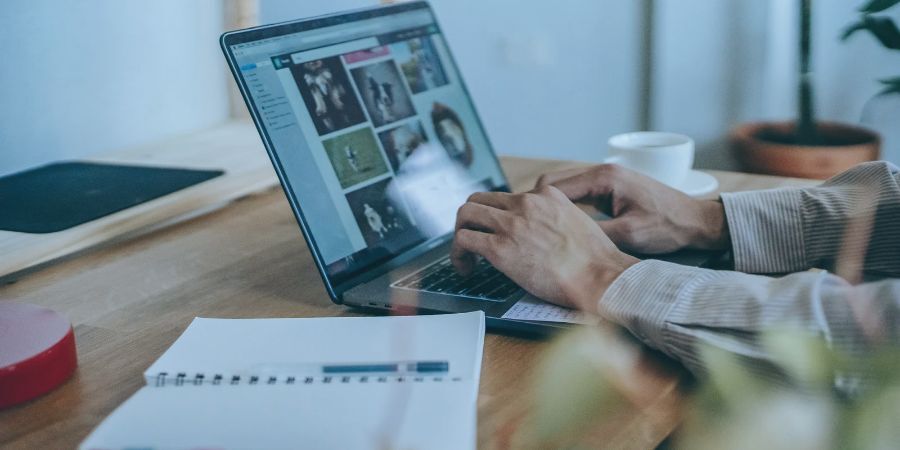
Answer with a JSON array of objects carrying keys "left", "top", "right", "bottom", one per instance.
[{"left": 536, "top": 164, "right": 730, "bottom": 255}]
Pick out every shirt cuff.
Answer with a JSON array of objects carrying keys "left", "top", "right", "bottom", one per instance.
[
  {"left": 599, "top": 260, "right": 716, "bottom": 352},
  {"left": 720, "top": 188, "right": 807, "bottom": 274}
]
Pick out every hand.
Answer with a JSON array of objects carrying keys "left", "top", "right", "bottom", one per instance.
[
  {"left": 450, "top": 185, "right": 640, "bottom": 312},
  {"left": 536, "top": 164, "right": 730, "bottom": 254}
]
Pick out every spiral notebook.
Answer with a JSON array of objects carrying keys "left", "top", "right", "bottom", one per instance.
[{"left": 80, "top": 312, "right": 485, "bottom": 450}]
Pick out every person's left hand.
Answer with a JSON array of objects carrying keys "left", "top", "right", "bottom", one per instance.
[{"left": 450, "top": 185, "right": 640, "bottom": 313}]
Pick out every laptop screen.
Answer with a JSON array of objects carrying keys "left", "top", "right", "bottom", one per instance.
[{"left": 227, "top": 3, "right": 507, "bottom": 285}]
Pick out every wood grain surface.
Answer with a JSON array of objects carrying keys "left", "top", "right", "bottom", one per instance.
[
  {"left": 0, "top": 121, "right": 277, "bottom": 278},
  {"left": 0, "top": 148, "right": 817, "bottom": 449}
]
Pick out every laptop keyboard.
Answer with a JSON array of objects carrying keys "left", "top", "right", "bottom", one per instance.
[{"left": 391, "top": 256, "right": 523, "bottom": 302}]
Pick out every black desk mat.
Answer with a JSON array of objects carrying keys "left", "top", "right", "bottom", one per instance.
[{"left": 0, "top": 162, "right": 224, "bottom": 234}]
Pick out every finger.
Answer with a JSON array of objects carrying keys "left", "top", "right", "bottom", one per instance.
[
  {"left": 549, "top": 165, "right": 618, "bottom": 204},
  {"left": 466, "top": 191, "right": 515, "bottom": 210},
  {"left": 455, "top": 202, "right": 510, "bottom": 233},
  {"left": 532, "top": 183, "right": 569, "bottom": 202},
  {"left": 450, "top": 229, "right": 497, "bottom": 276},
  {"left": 534, "top": 166, "right": 592, "bottom": 188}
]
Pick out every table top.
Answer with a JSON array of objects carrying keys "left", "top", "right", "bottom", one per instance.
[
  {"left": 0, "top": 148, "right": 817, "bottom": 449},
  {"left": 0, "top": 121, "right": 278, "bottom": 278}
]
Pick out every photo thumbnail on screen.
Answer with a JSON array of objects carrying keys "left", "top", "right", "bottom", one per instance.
[
  {"left": 322, "top": 128, "right": 390, "bottom": 189},
  {"left": 344, "top": 178, "right": 420, "bottom": 250},
  {"left": 351, "top": 61, "right": 416, "bottom": 128},
  {"left": 398, "top": 37, "right": 449, "bottom": 94},
  {"left": 378, "top": 121, "right": 429, "bottom": 173},
  {"left": 431, "top": 102, "right": 474, "bottom": 167},
  {"left": 292, "top": 57, "right": 366, "bottom": 135}
]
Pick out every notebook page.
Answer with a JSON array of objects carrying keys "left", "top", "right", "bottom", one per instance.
[
  {"left": 79, "top": 382, "right": 475, "bottom": 450},
  {"left": 145, "top": 312, "right": 485, "bottom": 391}
]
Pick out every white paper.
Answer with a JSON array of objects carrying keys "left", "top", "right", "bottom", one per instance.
[
  {"left": 501, "top": 294, "right": 594, "bottom": 324},
  {"left": 80, "top": 383, "right": 475, "bottom": 450},
  {"left": 81, "top": 312, "right": 485, "bottom": 450},
  {"left": 144, "top": 312, "right": 484, "bottom": 392}
]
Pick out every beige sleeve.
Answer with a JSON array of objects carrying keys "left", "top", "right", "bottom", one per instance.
[
  {"left": 600, "top": 260, "right": 900, "bottom": 384},
  {"left": 720, "top": 161, "right": 900, "bottom": 276}
]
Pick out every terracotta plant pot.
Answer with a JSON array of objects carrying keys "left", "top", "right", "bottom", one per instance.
[{"left": 731, "top": 121, "right": 881, "bottom": 179}]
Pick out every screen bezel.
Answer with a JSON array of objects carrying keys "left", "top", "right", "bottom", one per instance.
[{"left": 221, "top": 1, "right": 511, "bottom": 301}]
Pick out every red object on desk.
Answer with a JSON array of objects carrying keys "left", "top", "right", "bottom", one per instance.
[{"left": 0, "top": 303, "right": 77, "bottom": 409}]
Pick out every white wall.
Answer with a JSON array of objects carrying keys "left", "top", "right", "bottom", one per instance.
[
  {"left": 263, "top": 0, "right": 900, "bottom": 168},
  {"left": 650, "top": 0, "right": 767, "bottom": 169},
  {"left": 260, "top": 0, "right": 644, "bottom": 163},
  {"left": 3, "top": 1, "right": 895, "bottom": 176},
  {"left": 653, "top": 0, "right": 900, "bottom": 169},
  {"left": 0, "top": 0, "right": 230, "bottom": 177}
]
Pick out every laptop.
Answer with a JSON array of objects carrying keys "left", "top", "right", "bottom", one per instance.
[{"left": 221, "top": 1, "right": 719, "bottom": 335}]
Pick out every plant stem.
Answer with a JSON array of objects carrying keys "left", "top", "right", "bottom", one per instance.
[{"left": 797, "top": 0, "right": 818, "bottom": 144}]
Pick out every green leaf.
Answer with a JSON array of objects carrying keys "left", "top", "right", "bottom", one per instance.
[
  {"left": 842, "top": 22, "right": 868, "bottom": 41},
  {"left": 531, "top": 328, "right": 629, "bottom": 445},
  {"left": 842, "top": 15, "right": 900, "bottom": 50},
  {"left": 761, "top": 328, "right": 835, "bottom": 388},
  {"left": 879, "top": 77, "right": 900, "bottom": 95},
  {"left": 859, "top": 0, "right": 900, "bottom": 14}
]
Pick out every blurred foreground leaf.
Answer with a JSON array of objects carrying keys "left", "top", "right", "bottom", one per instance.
[
  {"left": 762, "top": 328, "right": 835, "bottom": 389},
  {"left": 698, "top": 345, "right": 769, "bottom": 406},
  {"left": 847, "top": 384, "right": 900, "bottom": 449},
  {"left": 531, "top": 327, "right": 637, "bottom": 445},
  {"left": 681, "top": 343, "right": 836, "bottom": 450},
  {"left": 679, "top": 389, "right": 835, "bottom": 450}
]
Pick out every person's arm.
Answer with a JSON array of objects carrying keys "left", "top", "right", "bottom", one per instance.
[
  {"left": 448, "top": 182, "right": 900, "bottom": 383},
  {"left": 540, "top": 161, "right": 900, "bottom": 277},
  {"left": 721, "top": 161, "right": 900, "bottom": 276},
  {"left": 448, "top": 183, "right": 900, "bottom": 383},
  {"left": 601, "top": 260, "right": 900, "bottom": 380}
]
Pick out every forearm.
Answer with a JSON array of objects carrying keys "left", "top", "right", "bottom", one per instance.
[
  {"left": 719, "top": 161, "right": 900, "bottom": 276},
  {"left": 599, "top": 260, "right": 900, "bottom": 382}
]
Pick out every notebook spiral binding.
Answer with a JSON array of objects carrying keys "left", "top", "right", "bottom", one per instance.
[{"left": 152, "top": 372, "right": 463, "bottom": 387}]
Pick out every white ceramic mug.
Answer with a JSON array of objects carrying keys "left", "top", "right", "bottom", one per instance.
[{"left": 605, "top": 132, "right": 695, "bottom": 187}]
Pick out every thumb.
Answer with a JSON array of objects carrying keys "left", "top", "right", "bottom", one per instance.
[
  {"left": 550, "top": 168, "right": 616, "bottom": 205},
  {"left": 534, "top": 167, "right": 591, "bottom": 189}
]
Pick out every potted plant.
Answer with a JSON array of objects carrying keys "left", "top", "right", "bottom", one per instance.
[
  {"left": 846, "top": 0, "right": 900, "bottom": 165},
  {"left": 732, "top": 0, "right": 882, "bottom": 179}
]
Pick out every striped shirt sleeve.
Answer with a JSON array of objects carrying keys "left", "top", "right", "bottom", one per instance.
[
  {"left": 600, "top": 260, "right": 900, "bottom": 381},
  {"left": 720, "top": 161, "right": 900, "bottom": 276},
  {"left": 599, "top": 161, "right": 900, "bottom": 381}
]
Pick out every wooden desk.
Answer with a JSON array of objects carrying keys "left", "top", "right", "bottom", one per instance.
[
  {"left": 0, "top": 121, "right": 278, "bottom": 278},
  {"left": 0, "top": 148, "right": 816, "bottom": 449}
]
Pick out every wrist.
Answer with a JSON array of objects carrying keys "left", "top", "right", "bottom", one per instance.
[
  {"left": 692, "top": 200, "right": 731, "bottom": 251},
  {"left": 576, "top": 253, "right": 640, "bottom": 313}
]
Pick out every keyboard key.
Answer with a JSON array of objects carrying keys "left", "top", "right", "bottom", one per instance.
[{"left": 392, "top": 256, "right": 522, "bottom": 302}]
